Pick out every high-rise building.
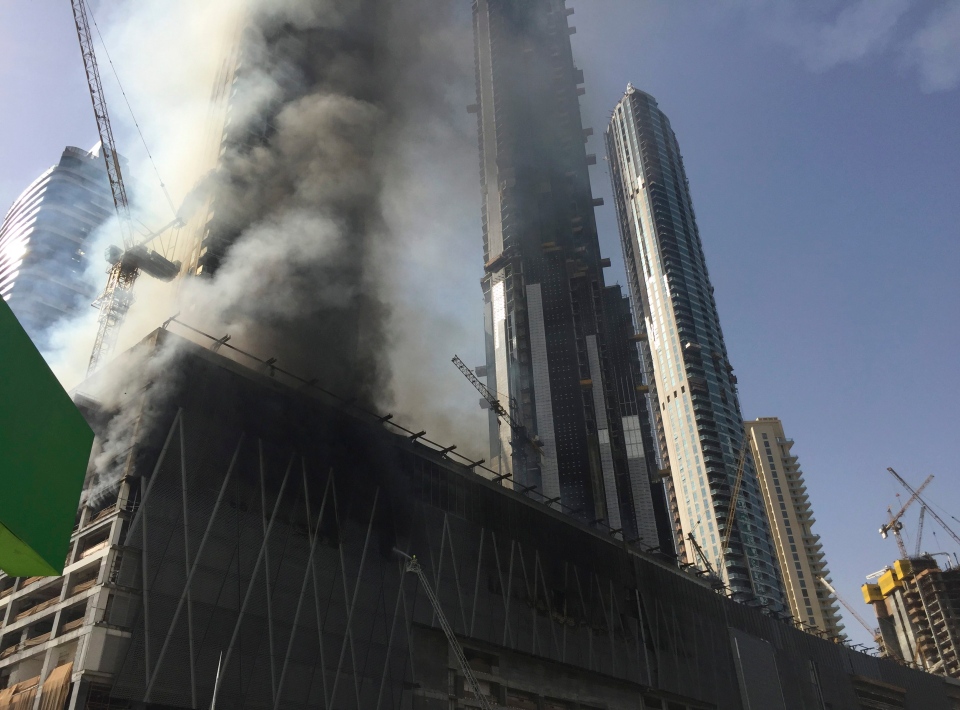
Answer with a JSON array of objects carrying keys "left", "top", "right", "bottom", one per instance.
[
  {"left": 865, "top": 556, "right": 960, "bottom": 678},
  {"left": 745, "top": 417, "right": 844, "bottom": 636},
  {"left": 471, "top": 1, "right": 668, "bottom": 548},
  {"left": 0, "top": 146, "right": 112, "bottom": 347},
  {"left": 605, "top": 84, "right": 785, "bottom": 608}
]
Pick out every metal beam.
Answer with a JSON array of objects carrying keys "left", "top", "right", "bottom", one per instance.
[
  {"left": 144, "top": 434, "right": 244, "bottom": 702},
  {"left": 219, "top": 455, "right": 294, "bottom": 682}
]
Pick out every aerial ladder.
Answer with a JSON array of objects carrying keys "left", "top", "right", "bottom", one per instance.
[
  {"left": 70, "top": 0, "right": 180, "bottom": 374},
  {"left": 398, "top": 552, "right": 496, "bottom": 710},
  {"left": 888, "top": 468, "right": 960, "bottom": 550},
  {"left": 879, "top": 474, "right": 933, "bottom": 558},
  {"left": 452, "top": 355, "right": 543, "bottom": 459}
]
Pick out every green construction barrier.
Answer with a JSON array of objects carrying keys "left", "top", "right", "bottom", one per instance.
[{"left": 0, "top": 298, "right": 93, "bottom": 576}]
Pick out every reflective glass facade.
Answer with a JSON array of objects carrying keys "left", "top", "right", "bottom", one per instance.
[
  {"left": 0, "top": 146, "right": 112, "bottom": 347},
  {"left": 472, "top": 1, "right": 669, "bottom": 548},
  {"left": 605, "top": 86, "right": 785, "bottom": 608}
]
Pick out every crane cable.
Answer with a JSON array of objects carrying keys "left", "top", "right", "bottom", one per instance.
[{"left": 86, "top": 4, "right": 178, "bottom": 225}]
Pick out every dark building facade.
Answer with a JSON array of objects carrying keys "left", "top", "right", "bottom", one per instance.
[
  {"left": 0, "top": 145, "right": 112, "bottom": 347},
  {"left": 605, "top": 86, "right": 786, "bottom": 610},
  {"left": 472, "top": 0, "right": 667, "bottom": 549},
  {"left": 1, "top": 331, "right": 959, "bottom": 709}
]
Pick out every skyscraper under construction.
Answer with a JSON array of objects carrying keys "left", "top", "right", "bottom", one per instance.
[
  {"left": 605, "top": 85, "right": 786, "bottom": 610},
  {"left": 471, "top": 0, "right": 668, "bottom": 548}
]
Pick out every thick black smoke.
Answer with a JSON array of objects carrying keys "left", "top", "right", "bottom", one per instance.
[
  {"left": 76, "top": 0, "right": 487, "bottom": 503},
  {"left": 186, "top": 0, "right": 469, "bottom": 407}
]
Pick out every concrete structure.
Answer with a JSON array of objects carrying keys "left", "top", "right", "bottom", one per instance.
[
  {"left": 0, "top": 146, "right": 112, "bottom": 347},
  {"left": 2, "top": 329, "right": 960, "bottom": 708},
  {"left": 604, "top": 84, "right": 785, "bottom": 609},
  {"left": 865, "top": 556, "right": 960, "bottom": 678},
  {"left": 471, "top": 0, "right": 668, "bottom": 549},
  {"left": 745, "top": 418, "right": 844, "bottom": 637}
]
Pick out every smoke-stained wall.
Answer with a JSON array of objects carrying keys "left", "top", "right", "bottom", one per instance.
[{"left": 68, "top": 337, "right": 960, "bottom": 710}]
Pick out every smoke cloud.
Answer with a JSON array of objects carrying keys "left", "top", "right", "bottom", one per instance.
[{"left": 56, "top": 0, "right": 490, "bottom": 502}]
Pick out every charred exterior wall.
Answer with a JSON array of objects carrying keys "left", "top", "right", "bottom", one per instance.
[{"left": 64, "top": 335, "right": 959, "bottom": 709}]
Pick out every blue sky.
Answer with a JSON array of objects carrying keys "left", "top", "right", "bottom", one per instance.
[{"left": 2, "top": 0, "right": 959, "bottom": 649}]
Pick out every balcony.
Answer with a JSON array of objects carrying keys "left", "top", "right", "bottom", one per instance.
[{"left": 13, "top": 596, "right": 60, "bottom": 622}]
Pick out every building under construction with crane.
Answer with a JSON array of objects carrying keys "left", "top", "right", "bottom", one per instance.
[
  {"left": 858, "top": 469, "right": 960, "bottom": 680},
  {"left": 2, "top": 330, "right": 960, "bottom": 709},
  {"left": 864, "top": 556, "right": 960, "bottom": 679}
]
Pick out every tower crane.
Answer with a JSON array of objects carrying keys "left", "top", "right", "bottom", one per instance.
[
  {"left": 879, "top": 474, "right": 933, "bottom": 558},
  {"left": 888, "top": 468, "right": 960, "bottom": 550},
  {"left": 914, "top": 506, "right": 927, "bottom": 557},
  {"left": 397, "top": 552, "right": 496, "bottom": 710},
  {"left": 452, "top": 355, "right": 543, "bottom": 459},
  {"left": 70, "top": 0, "right": 180, "bottom": 375},
  {"left": 718, "top": 442, "right": 750, "bottom": 563}
]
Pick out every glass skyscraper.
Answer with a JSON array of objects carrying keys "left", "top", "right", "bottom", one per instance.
[
  {"left": 605, "top": 85, "right": 785, "bottom": 607},
  {"left": 471, "top": 2, "right": 669, "bottom": 548},
  {"left": 0, "top": 145, "right": 112, "bottom": 347}
]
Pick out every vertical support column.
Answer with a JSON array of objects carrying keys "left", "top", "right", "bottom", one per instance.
[
  {"left": 585, "top": 335, "right": 620, "bottom": 535},
  {"left": 65, "top": 675, "right": 89, "bottom": 710},
  {"left": 179, "top": 416, "right": 197, "bottom": 709},
  {"left": 527, "top": 284, "right": 559, "bottom": 505},
  {"left": 29, "top": 648, "right": 56, "bottom": 710},
  {"left": 258, "top": 441, "right": 278, "bottom": 706},
  {"left": 491, "top": 279, "right": 514, "bottom": 479}
]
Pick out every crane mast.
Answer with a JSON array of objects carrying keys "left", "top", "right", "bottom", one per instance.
[
  {"left": 70, "top": 0, "right": 134, "bottom": 247},
  {"left": 717, "top": 442, "right": 749, "bottom": 570},
  {"left": 70, "top": 0, "right": 142, "bottom": 374},
  {"left": 915, "top": 506, "right": 927, "bottom": 557}
]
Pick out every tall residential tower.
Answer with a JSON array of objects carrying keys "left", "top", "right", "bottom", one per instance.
[
  {"left": 745, "top": 417, "right": 844, "bottom": 636},
  {"left": 471, "top": 2, "right": 668, "bottom": 547},
  {"left": 0, "top": 146, "right": 111, "bottom": 347},
  {"left": 605, "top": 85, "right": 785, "bottom": 607}
]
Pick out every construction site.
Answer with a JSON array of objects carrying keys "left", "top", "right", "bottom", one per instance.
[{"left": 843, "top": 468, "right": 960, "bottom": 682}]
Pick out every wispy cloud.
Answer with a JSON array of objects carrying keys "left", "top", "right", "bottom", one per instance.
[
  {"left": 731, "top": 0, "right": 960, "bottom": 92},
  {"left": 903, "top": 2, "right": 960, "bottom": 92},
  {"left": 777, "top": 0, "right": 911, "bottom": 72}
]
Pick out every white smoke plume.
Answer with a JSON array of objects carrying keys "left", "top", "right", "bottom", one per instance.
[{"left": 57, "top": 0, "right": 490, "bottom": 502}]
